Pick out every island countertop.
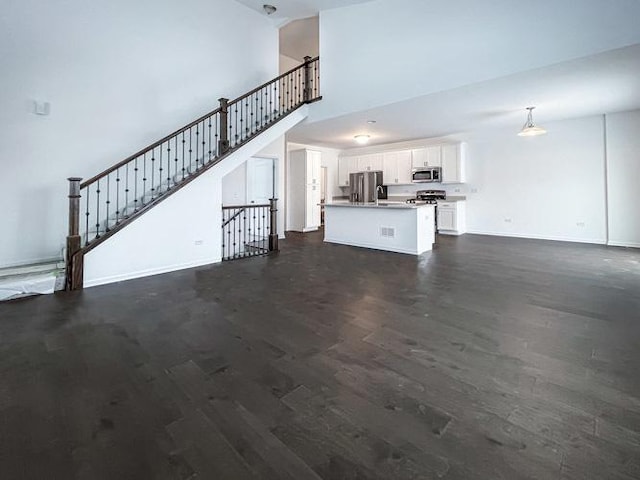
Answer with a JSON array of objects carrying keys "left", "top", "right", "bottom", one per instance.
[{"left": 326, "top": 202, "right": 434, "bottom": 210}]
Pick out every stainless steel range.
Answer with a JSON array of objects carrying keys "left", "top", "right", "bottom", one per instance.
[{"left": 405, "top": 189, "right": 447, "bottom": 204}]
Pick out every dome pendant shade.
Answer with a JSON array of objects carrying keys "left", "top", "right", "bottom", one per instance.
[{"left": 518, "top": 107, "right": 547, "bottom": 137}]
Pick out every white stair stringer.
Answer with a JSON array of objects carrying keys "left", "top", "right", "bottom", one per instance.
[{"left": 82, "top": 105, "right": 309, "bottom": 288}]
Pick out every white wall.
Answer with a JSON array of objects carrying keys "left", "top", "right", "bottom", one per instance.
[
  {"left": 315, "top": 0, "right": 640, "bottom": 121},
  {"left": 0, "top": 0, "right": 278, "bottom": 268},
  {"left": 279, "top": 54, "right": 301, "bottom": 74},
  {"left": 461, "top": 116, "right": 607, "bottom": 244},
  {"left": 606, "top": 110, "right": 640, "bottom": 248}
]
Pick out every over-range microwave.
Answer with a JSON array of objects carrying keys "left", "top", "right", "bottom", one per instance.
[{"left": 412, "top": 167, "right": 441, "bottom": 183}]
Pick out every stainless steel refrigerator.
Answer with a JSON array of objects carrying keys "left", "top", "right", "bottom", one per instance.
[{"left": 349, "top": 171, "right": 384, "bottom": 203}]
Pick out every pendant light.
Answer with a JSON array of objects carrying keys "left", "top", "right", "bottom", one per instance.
[{"left": 518, "top": 107, "right": 547, "bottom": 137}]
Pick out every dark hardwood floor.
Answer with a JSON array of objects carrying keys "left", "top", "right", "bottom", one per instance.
[{"left": 1, "top": 231, "right": 640, "bottom": 479}]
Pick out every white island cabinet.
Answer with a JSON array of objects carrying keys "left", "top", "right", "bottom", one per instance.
[{"left": 324, "top": 203, "right": 436, "bottom": 255}]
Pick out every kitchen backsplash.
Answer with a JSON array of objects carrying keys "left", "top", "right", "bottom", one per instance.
[{"left": 386, "top": 184, "right": 469, "bottom": 198}]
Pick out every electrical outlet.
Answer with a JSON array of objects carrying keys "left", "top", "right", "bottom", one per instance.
[
  {"left": 471, "top": 188, "right": 478, "bottom": 193},
  {"left": 504, "top": 218, "right": 512, "bottom": 223},
  {"left": 195, "top": 240, "right": 203, "bottom": 246},
  {"left": 454, "top": 188, "right": 461, "bottom": 193},
  {"left": 576, "top": 222, "right": 585, "bottom": 228}
]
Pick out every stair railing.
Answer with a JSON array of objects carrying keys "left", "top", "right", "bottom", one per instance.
[
  {"left": 66, "top": 57, "right": 319, "bottom": 290},
  {"left": 221, "top": 198, "right": 278, "bottom": 261}
]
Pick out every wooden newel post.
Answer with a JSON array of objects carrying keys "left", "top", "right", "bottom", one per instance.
[
  {"left": 218, "top": 97, "right": 230, "bottom": 154},
  {"left": 269, "top": 198, "right": 279, "bottom": 252},
  {"left": 303, "top": 56, "right": 313, "bottom": 102},
  {"left": 66, "top": 177, "right": 84, "bottom": 290}
]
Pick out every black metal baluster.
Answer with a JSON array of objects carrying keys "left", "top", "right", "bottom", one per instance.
[
  {"left": 233, "top": 210, "right": 237, "bottom": 258},
  {"left": 314, "top": 59, "right": 318, "bottom": 98},
  {"left": 105, "top": 175, "right": 111, "bottom": 231},
  {"left": 142, "top": 152, "right": 147, "bottom": 206},
  {"left": 124, "top": 164, "right": 129, "bottom": 219},
  {"left": 166, "top": 141, "right": 171, "bottom": 190},
  {"left": 227, "top": 211, "right": 231, "bottom": 259},
  {"left": 158, "top": 145, "right": 164, "bottom": 195},
  {"left": 85, "top": 184, "right": 90, "bottom": 245},
  {"left": 181, "top": 132, "right": 186, "bottom": 180},
  {"left": 151, "top": 148, "right": 156, "bottom": 200},
  {"left": 188, "top": 127, "right": 193, "bottom": 172},
  {"left": 289, "top": 74, "right": 293, "bottom": 109},
  {"left": 221, "top": 211, "right": 225, "bottom": 259},
  {"left": 259, "top": 88, "right": 263, "bottom": 129},
  {"left": 214, "top": 114, "right": 219, "bottom": 157},
  {"left": 208, "top": 116, "right": 212, "bottom": 162},
  {"left": 174, "top": 136, "right": 178, "bottom": 184},
  {"left": 134, "top": 157, "right": 139, "bottom": 212},
  {"left": 239, "top": 102, "right": 243, "bottom": 142},
  {"left": 243, "top": 209, "right": 247, "bottom": 258},
  {"left": 234, "top": 103, "right": 238, "bottom": 147},
  {"left": 238, "top": 209, "right": 243, "bottom": 257},
  {"left": 115, "top": 168, "right": 120, "bottom": 225},
  {"left": 95, "top": 179, "right": 101, "bottom": 239},
  {"left": 201, "top": 121, "right": 206, "bottom": 165}
]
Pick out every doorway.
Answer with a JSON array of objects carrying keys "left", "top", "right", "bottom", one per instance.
[{"left": 246, "top": 157, "right": 275, "bottom": 205}]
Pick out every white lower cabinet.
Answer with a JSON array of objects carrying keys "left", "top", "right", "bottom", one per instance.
[{"left": 437, "top": 201, "right": 466, "bottom": 235}]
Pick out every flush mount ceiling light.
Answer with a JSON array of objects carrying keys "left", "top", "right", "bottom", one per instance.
[
  {"left": 366, "top": 120, "right": 377, "bottom": 124},
  {"left": 354, "top": 134, "right": 370, "bottom": 145},
  {"left": 518, "top": 106, "right": 547, "bottom": 137},
  {"left": 263, "top": 4, "right": 277, "bottom": 15}
]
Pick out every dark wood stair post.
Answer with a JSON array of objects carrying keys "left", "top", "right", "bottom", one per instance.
[
  {"left": 269, "top": 198, "right": 279, "bottom": 252},
  {"left": 66, "top": 177, "right": 84, "bottom": 290},
  {"left": 218, "top": 97, "right": 230, "bottom": 154},
  {"left": 303, "top": 56, "right": 313, "bottom": 102}
]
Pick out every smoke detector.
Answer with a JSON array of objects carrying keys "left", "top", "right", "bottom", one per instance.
[{"left": 263, "top": 4, "right": 277, "bottom": 15}]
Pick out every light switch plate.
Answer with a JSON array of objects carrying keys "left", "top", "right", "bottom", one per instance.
[{"left": 34, "top": 101, "right": 50, "bottom": 116}]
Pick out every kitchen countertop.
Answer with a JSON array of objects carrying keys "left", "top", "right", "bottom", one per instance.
[{"left": 326, "top": 201, "right": 434, "bottom": 210}]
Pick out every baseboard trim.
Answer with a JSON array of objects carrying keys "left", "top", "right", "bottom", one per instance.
[
  {"left": 607, "top": 240, "right": 640, "bottom": 248},
  {"left": 85, "top": 257, "right": 222, "bottom": 288},
  {"left": 465, "top": 230, "right": 607, "bottom": 245},
  {"left": 324, "top": 237, "right": 430, "bottom": 256}
]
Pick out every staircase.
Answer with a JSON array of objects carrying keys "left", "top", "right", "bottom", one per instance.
[{"left": 65, "top": 57, "right": 320, "bottom": 290}]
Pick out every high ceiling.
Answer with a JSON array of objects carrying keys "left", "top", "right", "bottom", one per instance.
[
  {"left": 234, "top": 0, "right": 374, "bottom": 25},
  {"left": 289, "top": 44, "right": 640, "bottom": 149}
]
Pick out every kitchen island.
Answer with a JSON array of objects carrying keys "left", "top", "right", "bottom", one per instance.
[{"left": 324, "top": 202, "right": 436, "bottom": 255}]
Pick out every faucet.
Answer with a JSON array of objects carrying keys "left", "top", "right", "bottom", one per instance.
[{"left": 376, "top": 185, "right": 384, "bottom": 205}]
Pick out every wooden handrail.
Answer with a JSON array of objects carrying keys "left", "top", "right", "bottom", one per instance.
[
  {"left": 79, "top": 57, "right": 319, "bottom": 189},
  {"left": 80, "top": 106, "right": 222, "bottom": 189},
  {"left": 229, "top": 56, "right": 319, "bottom": 106}
]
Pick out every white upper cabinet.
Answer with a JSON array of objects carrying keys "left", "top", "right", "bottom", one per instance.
[
  {"left": 441, "top": 143, "right": 467, "bottom": 184},
  {"left": 411, "top": 146, "right": 442, "bottom": 168},
  {"left": 383, "top": 150, "right": 412, "bottom": 184},
  {"left": 358, "top": 153, "right": 383, "bottom": 172},
  {"left": 338, "top": 156, "right": 359, "bottom": 186}
]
